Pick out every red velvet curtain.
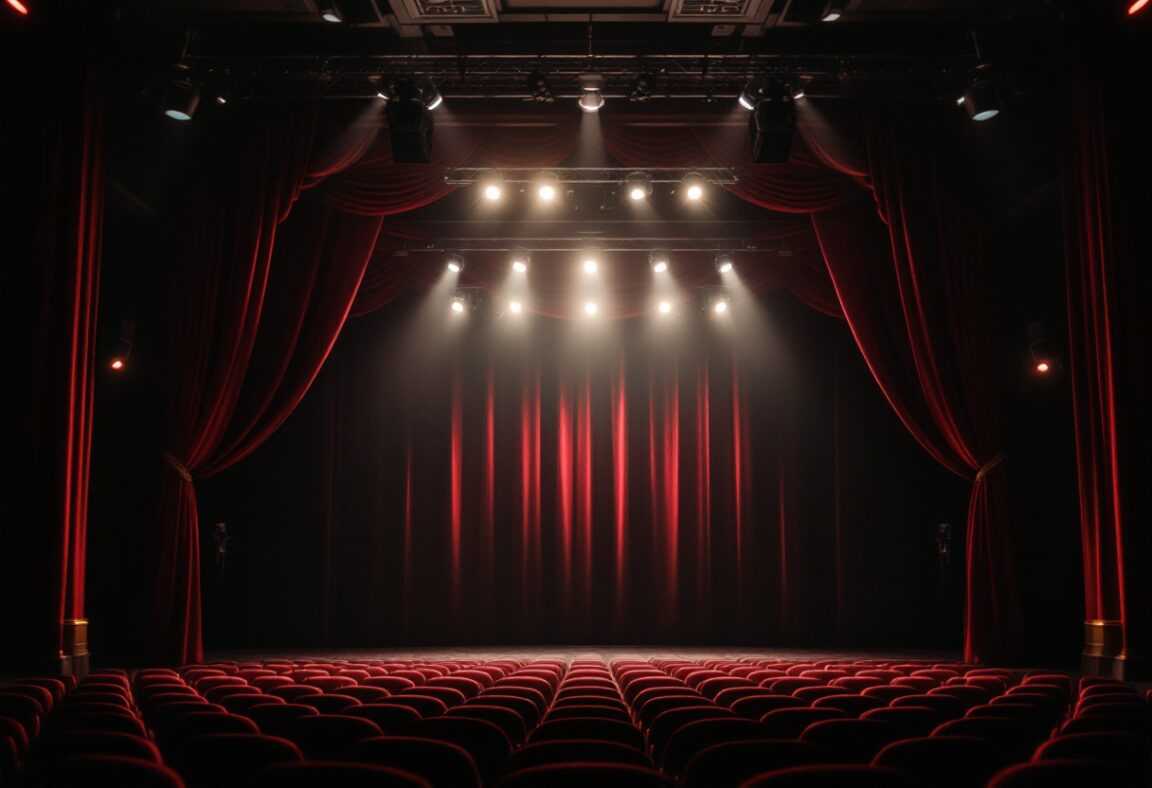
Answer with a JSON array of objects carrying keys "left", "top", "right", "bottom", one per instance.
[
  {"left": 1062, "top": 48, "right": 1152, "bottom": 670},
  {"left": 812, "top": 105, "right": 1018, "bottom": 662},
  {"left": 155, "top": 105, "right": 382, "bottom": 662},
  {"left": 0, "top": 10, "right": 103, "bottom": 670}
]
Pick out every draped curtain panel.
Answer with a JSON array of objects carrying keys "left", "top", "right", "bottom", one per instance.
[
  {"left": 812, "top": 105, "right": 1019, "bottom": 663},
  {"left": 1062, "top": 48, "right": 1152, "bottom": 668},
  {"left": 0, "top": 12, "right": 104, "bottom": 669}
]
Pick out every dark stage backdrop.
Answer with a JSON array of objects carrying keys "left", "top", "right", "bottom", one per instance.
[{"left": 198, "top": 292, "right": 969, "bottom": 649}]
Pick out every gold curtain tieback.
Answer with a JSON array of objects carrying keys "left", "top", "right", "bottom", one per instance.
[
  {"left": 975, "top": 451, "right": 1005, "bottom": 482},
  {"left": 164, "top": 452, "right": 193, "bottom": 482}
]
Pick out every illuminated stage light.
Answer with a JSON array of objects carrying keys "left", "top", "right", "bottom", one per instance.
[
  {"left": 626, "top": 172, "right": 652, "bottom": 202},
  {"left": 582, "top": 254, "right": 599, "bottom": 274},
  {"left": 578, "top": 75, "right": 605, "bottom": 113},
  {"left": 649, "top": 250, "right": 670, "bottom": 273},
  {"left": 713, "top": 299, "right": 729, "bottom": 314},
  {"left": 110, "top": 359, "right": 125, "bottom": 371},
  {"left": 658, "top": 300, "right": 673, "bottom": 315},
  {"left": 1035, "top": 361, "right": 1051, "bottom": 374},
  {"left": 446, "top": 253, "right": 465, "bottom": 273},
  {"left": 451, "top": 297, "right": 467, "bottom": 314},
  {"left": 715, "top": 253, "right": 735, "bottom": 274},
  {"left": 163, "top": 77, "right": 200, "bottom": 121},
  {"left": 511, "top": 250, "right": 530, "bottom": 273},
  {"left": 6, "top": 0, "right": 30, "bottom": 15},
  {"left": 683, "top": 172, "right": 706, "bottom": 202},
  {"left": 584, "top": 301, "right": 599, "bottom": 316},
  {"left": 509, "top": 300, "right": 523, "bottom": 315},
  {"left": 822, "top": 0, "right": 847, "bottom": 22},
  {"left": 1130, "top": 0, "right": 1149, "bottom": 14},
  {"left": 961, "top": 65, "right": 1001, "bottom": 122},
  {"left": 316, "top": 0, "right": 343, "bottom": 22},
  {"left": 481, "top": 171, "right": 504, "bottom": 202},
  {"left": 536, "top": 172, "right": 560, "bottom": 203}
]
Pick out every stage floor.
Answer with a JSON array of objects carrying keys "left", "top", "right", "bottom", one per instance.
[{"left": 207, "top": 646, "right": 964, "bottom": 663}]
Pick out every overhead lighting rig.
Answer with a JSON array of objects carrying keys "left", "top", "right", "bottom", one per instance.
[{"left": 446, "top": 167, "right": 737, "bottom": 189}]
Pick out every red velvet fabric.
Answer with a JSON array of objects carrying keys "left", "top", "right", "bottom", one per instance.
[
  {"left": 1062, "top": 50, "right": 1152, "bottom": 666},
  {"left": 814, "top": 104, "right": 1018, "bottom": 663},
  {"left": 0, "top": 14, "right": 102, "bottom": 668},
  {"left": 155, "top": 106, "right": 379, "bottom": 662}
]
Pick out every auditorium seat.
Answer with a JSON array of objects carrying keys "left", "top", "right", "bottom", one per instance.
[
  {"left": 447, "top": 704, "right": 528, "bottom": 743},
  {"left": 529, "top": 717, "right": 646, "bottom": 752},
  {"left": 28, "top": 730, "right": 162, "bottom": 765},
  {"left": 252, "top": 761, "right": 429, "bottom": 787},
  {"left": 860, "top": 706, "right": 947, "bottom": 738},
  {"left": 679, "top": 739, "right": 827, "bottom": 788},
  {"left": 812, "top": 694, "right": 887, "bottom": 716},
  {"left": 497, "top": 762, "right": 672, "bottom": 787},
  {"left": 988, "top": 759, "right": 1140, "bottom": 788},
  {"left": 406, "top": 716, "right": 513, "bottom": 783},
  {"left": 544, "top": 704, "right": 632, "bottom": 722},
  {"left": 1060, "top": 714, "right": 1150, "bottom": 737},
  {"left": 1033, "top": 731, "right": 1149, "bottom": 776},
  {"left": 761, "top": 707, "right": 846, "bottom": 739},
  {"left": 740, "top": 764, "right": 922, "bottom": 787},
  {"left": 282, "top": 714, "right": 382, "bottom": 759},
  {"left": 731, "top": 694, "right": 806, "bottom": 720},
  {"left": 660, "top": 717, "right": 773, "bottom": 774},
  {"left": 799, "top": 719, "right": 900, "bottom": 763},
  {"left": 171, "top": 733, "right": 302, "bottom": 788},
  {"left": 24, "top": 754, "right": 186, "bottom": 788},
  {"left": 505, "top": 739, "right": 653, "bottom": 772},
  {"left": 470, "top": 694, "right": 543, "bottom": 728},
  {"left": 872, "top": 735, "right": 1010, "bottom": 788},
  {"left": 345, "top": 736, "right": 482, "bottom": 788}
]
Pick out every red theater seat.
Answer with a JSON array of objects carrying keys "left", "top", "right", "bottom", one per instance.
[
  {"left": 544, "top": 704, "right": 632, "bottom": 723},
  {"left": 799, "top": 719, "right": 900, "bottom": 763},
  {"left": 406, "top": 716, "right": 512, "bottom": 783},
  {"left": 861, "top": 706, "right": 948, "bottom": 738},
  {"left": 1033, "top": 732, "right": 1149, "bottom": 773},
  {"left": 506, "top": 739, "right": 653, "bottom": 772},
  {"left": 988, "top": 759, "right": 1139, "bottom": 788},
  {"left": 29, "top": 730, "right": 162, "bottom": 765},
  {"left": 812, "top": 694, "right": 887, "bottom": 716},
  {"left": 680, "top": 739, "right": 827, "bottom": 788},
  {"left": 530, "top": 717, "right": 646, "bottom": 751},
  {"left": 471, "top": 694, "right": 543, "bottom": 728},
  {"left": 741, "top": 764, "right": 922, "bottom": 787},
  {"left": 371, "top": 694, "right": 449, "bottom": 717},
  {"left": 447, "top": 704, "right": 527, "bottom": 743},
  {"left": 233, "top": 703, "right": 317, "bottom": 736},
  {"left": 761, "top": 708, "right": 847, "bottom": 739},
  {"left": 296, "top": 693, "right": 361, "bottom": 714},
  {"left": 730, "top": 695, "right": 806, "bottom": 720},
  {"left": 253, "top": 761, "right": 429, "bottom": 787},
  {"left": 27, "top": 754, "right": 186, "bottom": 787},
  {"left": 497, "top": 762, "right": 672, "bottom": 787},
  {"left": 282, "top": 714, "right": 382, "bottom": 759},
  {"left": 346, "top": 736, "right": 481, "bottom": 788},
  {"left": 660, "top": 718, "right": 773, "bottom": 774},
  {"left": 53, "top": 712, "right": 148, "bottom": 738},
  {"left": 872, "top": 735, "right": 1010, "bottom": 788},
  {"left": 173, "top": 733, "right": 303, "bottom": 788}
]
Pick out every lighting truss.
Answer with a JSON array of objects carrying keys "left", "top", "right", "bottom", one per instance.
[{"left": 445, "top": 167, "right": 738, "bottom": 188}]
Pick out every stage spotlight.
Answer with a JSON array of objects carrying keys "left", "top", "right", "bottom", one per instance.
[
  {"left": 446, "top": 253, "right": 465, "bottom": 273},
  {"left": 511, "top": 249, "right": 530, "bottom": 273},
  {"left": 715, "top": 253, "right": 735, "bottom": 274},
  {"left": 579, "top": 75, "right": 605, "bottom": 113},
  {"left": 316, "top": 0, "right": 343, "bottom": 22},
  {"left": 749, "top": 82, "right": 796, "bottom": 163},
  {"left": 480, "top": 170, "right": 504, "bottom": 202},
  {"left": 5, "top": 0, "right": 30, "bottom": 15},
  {"left": 528, "top": 71, "right": 555, "bottom": 102},
  {"left": 509, "top": 300, "right": 524, "bottom": 315},
  {"left": 626, "top": 172, "right": 653, "bottom": 202},
  {"left": 109, "top": 319, "right": 135, "bottom": 371},
  {"left": 451, "top": 297, "right": 466, "bottom": 314},
  {"left": 960, "top": 64, "right": 1001, "bottom": 121},
  {"left": 536, "top": 172, "right": 560, "bottom": 203},
  {"left": 822, "top": 0, "right": 847, "bottom": 22},
  {"left": 649, "top": 250, "right": 670, "bottom": 273},
  {"left": 1035, "top": 360, "right": 1051, "bottom": 374},
  {"left": 707, "top": 294, "right": 731, "bottom": 314},
  {"left": 682, "top": 172, "right": 706, "bottom": 202},
  {"left": 584, "top": 301, "right": 599, "bottom": 316},
  {"left": 387, "top": 80, "right": 433, "bottom": 163},
  {"left": 423, "top": 85, "right": 444, "bottom": 111},
  {"left": 629, "top": 73, "right": 654, "bottom": 102},
  {"left": 583, "top": 255, "right": 599, "bottom": 274},
  {"left": 1028, "top": 321, "right": 1058, "bottom": 376},
  {"left": 658, "top": 300, "right": 673, "bottom": 315},
  {"left": 110, "top": 358, "right": 125, "bottom": 371},
  {"left": 1130, "top": 0, "right": 1149, "bottom": 14},
  {"left": 163, "top": 75, "right": 200, "bottom": 121},
  {"left": 738, "top": 75, "right": 767, "bottom": 111},
  {"left": 792, "top": 77, "right": 812, "bottom": 99}
]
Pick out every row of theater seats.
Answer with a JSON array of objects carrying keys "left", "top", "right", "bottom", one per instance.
[{"left": 1, "top": 657, "right": 1150, "bottom": 786}]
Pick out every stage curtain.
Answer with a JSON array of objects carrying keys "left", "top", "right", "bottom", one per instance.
[
  {"left": 813, "top": 104, "right": 1019, "bottom": 663},
  {"left": 1062, "top": 47, "right": 1152, "bottom": 670},
  {"left": 0, "top": 11, "right": 103, "bottom": 670}
]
